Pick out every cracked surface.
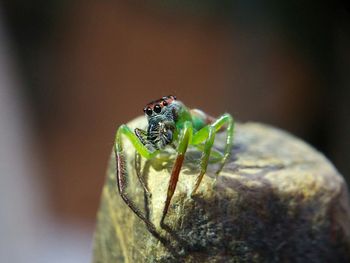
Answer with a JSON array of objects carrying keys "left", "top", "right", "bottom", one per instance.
[{"left": 93, "top": 117, "right": 350, "bottom": 263}]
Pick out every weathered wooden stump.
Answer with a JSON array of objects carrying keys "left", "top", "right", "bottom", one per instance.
[{"left": 93, "top": 116, "right": 350, "bottom": 263}]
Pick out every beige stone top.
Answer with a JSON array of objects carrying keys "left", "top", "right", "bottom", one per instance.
[{"left": 93, "top": 116, "right": 350, "bottom": 263}]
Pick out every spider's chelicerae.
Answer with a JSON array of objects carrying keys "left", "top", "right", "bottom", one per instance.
[{"left": 115, "top": 95, "right": 234, "bottom": 229}]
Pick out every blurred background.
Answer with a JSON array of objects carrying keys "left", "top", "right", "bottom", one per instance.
[{"left": 0, "top": 1, "right": 349, "bottom": 262}]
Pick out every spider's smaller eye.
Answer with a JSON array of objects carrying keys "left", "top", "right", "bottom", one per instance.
[
  {"left": 144, "top": 107, "right": 153, "bottom": 116},
  {"left": 162, "top": 100, "right": 168, "bottom": 106},
  {"left": 154, "top": 104, "right": 162, "bottom": 113}
]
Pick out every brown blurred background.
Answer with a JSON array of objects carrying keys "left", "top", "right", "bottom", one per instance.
[{"left": 0, "top": 1, "right": 349, "bottom": 262}]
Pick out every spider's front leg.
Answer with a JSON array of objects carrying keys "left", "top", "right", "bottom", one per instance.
[
  {"left": 115, "top": 124, "right": 158, "bottom": 231},
  {"left": 190, "top": 113, "right": 235, "bottom": 195},
  {"left": 134, "top": 151, "right": 151, "bottom": 196},
  {"left": 160, "top": 121, "right": 193, "bottom": 226}
]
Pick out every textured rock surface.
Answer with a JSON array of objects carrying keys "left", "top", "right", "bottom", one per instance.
[{"left": 93, "top": 116, "right": 350, "bottom": 263}]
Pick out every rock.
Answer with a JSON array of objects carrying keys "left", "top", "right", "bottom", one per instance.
[{"left": 92, "top": 116, "right": 350, "bottom": 263}]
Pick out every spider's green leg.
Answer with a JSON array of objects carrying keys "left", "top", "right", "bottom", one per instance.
[
  {"left": 190, "top": 113, "right": 234, "bottom": 194},
  {"left": 161, "top": 121, "right": 193, "bottom": 225},
  {"left": 191, "top": 125, "right": 216, "bottom": 195},
  {"left": 134, "top": 127, "right": 152, "bottom": 195},
  {"left": 115, "top": 124, "right": 158, "bottom": 231},
  {"left": 116, "top": 125, "right": 156, "bottom": 159},
  {"left": 135, "top": 128, "right": 149, "bottom": 149},
  {"left": 193, "top": 113, "right": 234, "bottom": 174},
  {"left": 193, "top": 144, "right": 223, "bottom": 162},
  {"left": 213, "top": 113, "right": 235, "bottom": 175}
]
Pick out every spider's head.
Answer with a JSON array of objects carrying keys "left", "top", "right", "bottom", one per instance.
[
  {"left": 143, "top": 95, "right": 178, "bottom": 149},
  {"left": 143, "top": 95, "right": 177, "bottom": 119}
]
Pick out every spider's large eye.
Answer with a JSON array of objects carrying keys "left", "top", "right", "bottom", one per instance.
[
  {"left": 162, "top": 100, "right": 168, "bottom": 106},
  {"left": 144, "top": 107, "right": 153, "bottom": 116},
  {"left": 154, "top": 104, "right": 162, "bottom": 113}
]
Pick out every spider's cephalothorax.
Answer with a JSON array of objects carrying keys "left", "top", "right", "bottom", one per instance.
[
  {"left": 115, "top": 95, "right": 235, "bottom": 231},
  {"left": 138, "top": 95, "right": 181, "bottom": 151}
]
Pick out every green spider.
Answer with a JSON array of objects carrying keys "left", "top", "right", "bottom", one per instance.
[{"left": 114, "top": 95, "right": 234, "bottom": 229}]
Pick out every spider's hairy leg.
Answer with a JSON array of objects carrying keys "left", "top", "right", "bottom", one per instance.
[
  {"left": 190, "top": 113, "right": 234, "bottom": 194},
  {"left": 134, "top": 128, "right": 152, "bottom": 195},
  {"left": 115, "top": 124, "right": 158, "bottom": 231},
  {"left": 135, "top": 151, "right": 151, "bottom": 196},
  {"left": 160, "top": 121, "right": 193, "bottom": 226}
]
